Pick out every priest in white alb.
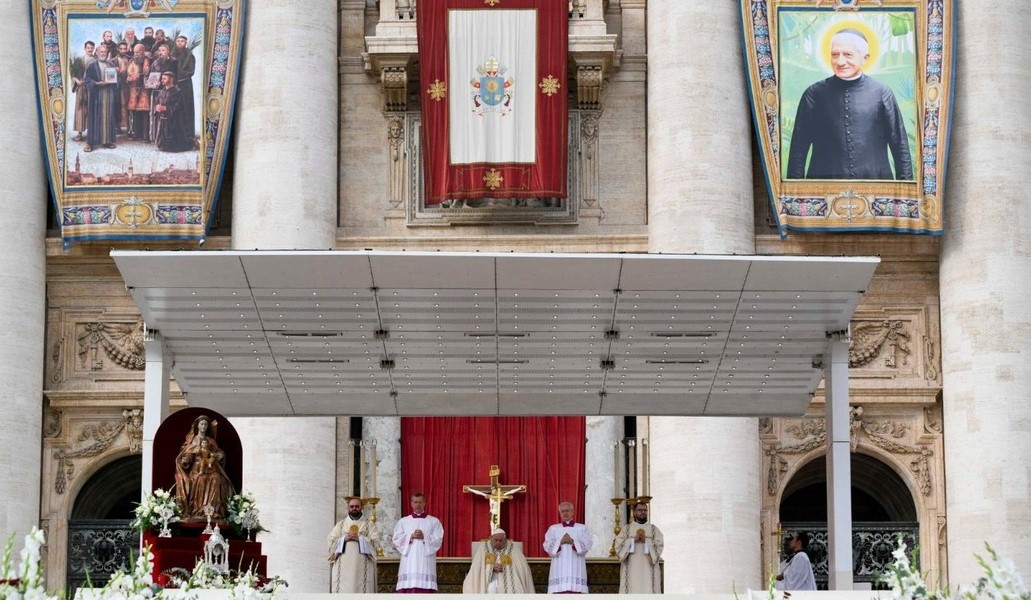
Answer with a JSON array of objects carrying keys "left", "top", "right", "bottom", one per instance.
[
  {"left": 615, "top": 501, "right": 664, "bottom": 593},
  {"left": 463, "top": 528, "right": 535, "bottom": 594},
  {"left": 393, "top": 492, "right": 445, "bottom": 592},
  {"left": 327, "top": 497, "right": 380, "bottom": 593},
  {"left": 543, "top": 501, "right": 593, "bottom": 593}
]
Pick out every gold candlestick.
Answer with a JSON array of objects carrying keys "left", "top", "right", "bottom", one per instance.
[
  {"left": 364, "top": 497, "right": 384, "bottom": 557},
  {"left": 609, "top": 497, "right": 626, "bottom": 557}
]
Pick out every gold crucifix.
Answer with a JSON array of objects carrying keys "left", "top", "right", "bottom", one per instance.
[{"left": 463, "top": 465, "right": 526, "bottom": 534}]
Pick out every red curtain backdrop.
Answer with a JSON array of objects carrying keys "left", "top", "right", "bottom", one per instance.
[
  {"left": 417, "top": 0, "right": 568, "bottom": 204},
  {"left": 400, "top": 417, "right": 586, "bottom": 557}
]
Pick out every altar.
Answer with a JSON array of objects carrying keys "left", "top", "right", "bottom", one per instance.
[{"left": 375, "top": 557, "right": 654, "bottom": 594}]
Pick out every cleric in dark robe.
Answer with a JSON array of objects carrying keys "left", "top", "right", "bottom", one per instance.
[
  {"left": 83, "top": 44, "right": 120, "bottom": 151},
  {"left": 786, "top": 28, "right": 913, "bottom": 181},
  {"left": 153, "top": 72, "right": 194, "bottom": 152}
]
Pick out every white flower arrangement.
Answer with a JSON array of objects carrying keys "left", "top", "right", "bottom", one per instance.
[
  {"left": 225, "top": 492, "right": 266, "bottom": 539},
  {"left": 95, "top": 544, "right": 161, "bottom": 599},
  {"left": 169, "top": 560, "right": 286, "bottom": 599},
  {"left": 131, "top": 489, "right": 183, "bottom": 536},
  {"left": 0, "top": 527, "right": 61, "bottom": 600},
  {"left": 882, "top": 537, "right": 1029, "bottom": 600}
]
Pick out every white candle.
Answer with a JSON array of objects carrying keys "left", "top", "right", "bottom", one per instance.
[
  {"left": 642, "top": 438, "right": 649, "bottom": 496},
  {"left": 371, "top": 439, "right": 378, "bottom": 497},
  {"left": 348, "top": 440, "right": 356, "bottom": 497},
  {"left": 628, "top": 440, "right": 636, "bottom": 500},
  {"left": 359, "top": 440, "right": 367, "bottom": 498},
  {"left": 612, "top": 441, "right": 619, "bottom": 498}
]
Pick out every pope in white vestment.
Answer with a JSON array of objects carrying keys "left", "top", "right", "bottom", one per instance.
[
  {"left": 543, "top": 501, "right": 593, "bottom": 593},
  {"left": 393, "top": 493, "right": 445, "bottom": 592},
  {"left": 327, "top": 498, "right": 380, "bottom": 593},
  {"left": 463, "top": 528, "right": 535, "bottom": 594},
  {"left": 614, "top": 503, "right": 663, "bottom": 593}
]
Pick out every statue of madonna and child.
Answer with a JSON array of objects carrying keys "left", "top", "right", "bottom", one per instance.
[{"left": 173, "top": 414, "right": 237, "bottom": 522}]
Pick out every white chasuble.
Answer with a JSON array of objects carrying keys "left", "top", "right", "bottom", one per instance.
[
  {"left": 393, "top": 514, "right": 445, "bottom": 590},
  {"left": 327, "top": 516, "right": 380, "bottom": 593},
  {"left": 463, "top": 539, "right": 535, "bottom": 594},
  {"left": 543, "top": 522, "right": 593, "bottom": 593},
  {"left": 615, "top": 521, "right": 664, "bottom": 593}
]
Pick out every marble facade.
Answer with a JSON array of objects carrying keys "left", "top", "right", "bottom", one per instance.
[{"left": 2, "top": 0, "right": 1027, "bottom": 594}]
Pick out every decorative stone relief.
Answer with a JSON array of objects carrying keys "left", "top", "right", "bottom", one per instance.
[
  {"left": 580, "top": 111, "right": 600, "bottom": 209},
  {"left": 387, "top": 114, "right": 406, "bottom": 209},
  {"left": 765, "top": 418, "right": 826, "bottom": 496},
  {"left": 76, "top": 321, "right": 146, "bottom": 371},
  {"left": 924, "top": 335, "right": 940, "bottom": 382},
  {"left": 123, "top": 409, "right": 144, "bottom": 455},
  {"left": 44, "top": 405, "right": 63, "bottom": 439},
  {"left": 576, "top": 65, "right": 604, "bottom": 110},
  {"left": 764, "top": 405, "right": 938, "bottom": 497},
  {"left": 850, "top": 319, "right": 910, "bottom": 368},
  {"left": 923, "top": 405, "right": 942, "bottom": 434},
  {"left": 54, "top": 420, "right": 122, "bottom": 494},
  {"left": 48, "top": 308, "right": 64, "bottom": 384},
  {"left": 382, "top": 66, "right": 408, "bottom": 111},
  {"left": 846, "top": 309, "right": 942, "bottom": 388}
]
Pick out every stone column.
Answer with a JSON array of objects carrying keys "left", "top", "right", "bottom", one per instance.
[
  {"left": 585, "top": 416, "right": 621, "bottom": 558},
  {"left": 232, "top": 0, "right": 338, "bottom": 249},
  {"left": 230, "top": 0, "right": 339, "bottom": 590},
  {"left": 646, "top": 3, "right": 759, "bottom": 592},
  {"left": 941, "top": 0, "right": 1031, "bottom": 583},
  {"left": 0, "top": 6, "right": 47, "bottom": 543}
]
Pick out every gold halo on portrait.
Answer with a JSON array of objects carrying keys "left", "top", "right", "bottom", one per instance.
[{"left": 820, "top": 20, "right": 881, "bottom": 73}]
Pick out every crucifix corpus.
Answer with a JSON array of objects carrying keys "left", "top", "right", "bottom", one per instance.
[{"left": 463, "top": 465, "right": 526, "bottom": 534}]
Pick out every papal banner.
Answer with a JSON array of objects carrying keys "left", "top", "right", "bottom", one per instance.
[
  {"left": 30, "top": 0, "right": 244, "bottom": 243},
  {"left": 417, "top": 0, "right": 568, "bottom": 204},
  {"left": 741, "top": 0, "right": 955, "bottom": 236}
]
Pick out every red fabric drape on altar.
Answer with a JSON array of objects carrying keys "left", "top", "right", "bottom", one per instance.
[
  {"left": 400, "top": 417, "right": 585, "bottom": 557},
  {"left": 417, "top": 0, "right": 568, "bottom": 204}
]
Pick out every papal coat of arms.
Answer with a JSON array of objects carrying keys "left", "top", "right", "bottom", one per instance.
[{"left": 470, "top": 56, "right": 513, "bottom": 116}]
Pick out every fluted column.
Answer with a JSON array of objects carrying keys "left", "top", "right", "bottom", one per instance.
[
  {"left": 230, "top": 0, "right": 339, "bottom": 590},
  {"left": 0, "top": 6, "right": 47, "bottom": 544},
  {"left": 647, "top": 3, "right": 759, "bottom": 592},
  {"left": 941, "top": 0, "right": 1031, "bottom": 583}
]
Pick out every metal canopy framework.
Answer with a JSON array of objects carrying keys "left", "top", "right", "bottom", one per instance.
[{"left": 112, "top": 250, "right": 878, "bottom": 418}]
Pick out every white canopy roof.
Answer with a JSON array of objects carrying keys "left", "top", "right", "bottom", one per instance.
[{"left": 112, "top": 250, "right": 877, "bottom": 417}]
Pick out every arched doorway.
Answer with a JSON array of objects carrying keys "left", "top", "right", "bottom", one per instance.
[
  {"left": 779, "top": 453, "right": 918, "bottom": 589},
  {"left": 66, "top": 455, "right": 142, "bottom": 592}
]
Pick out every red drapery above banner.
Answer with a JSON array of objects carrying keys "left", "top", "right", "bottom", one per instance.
[
  {"left": 400, "top": 417, "right": 585, "bottom": 558},
  {"left": 417, "top": 0, "right": 569, "bottom": 204}
]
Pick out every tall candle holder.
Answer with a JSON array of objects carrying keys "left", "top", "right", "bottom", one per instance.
[
  {"left": 364, "top": 497, "right": 384, "bottom": 557},
  {"left": 609, "top": 497, "right": 627, "bottom": 557}
]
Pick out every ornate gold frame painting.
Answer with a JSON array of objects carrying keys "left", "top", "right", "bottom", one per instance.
[
  {"left": 30, "top": 0, "right": 244, "bottom": 243},
  {"left": 741, "top": 0, "right": 954, "bottom": 235}
]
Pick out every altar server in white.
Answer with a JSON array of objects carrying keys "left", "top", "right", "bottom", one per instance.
[
  {"left": 393, "top": 492, "right": 445, "bottom": 592},
  {"left": 543, "top": 501, "right": 593, "bottom": 593}
]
